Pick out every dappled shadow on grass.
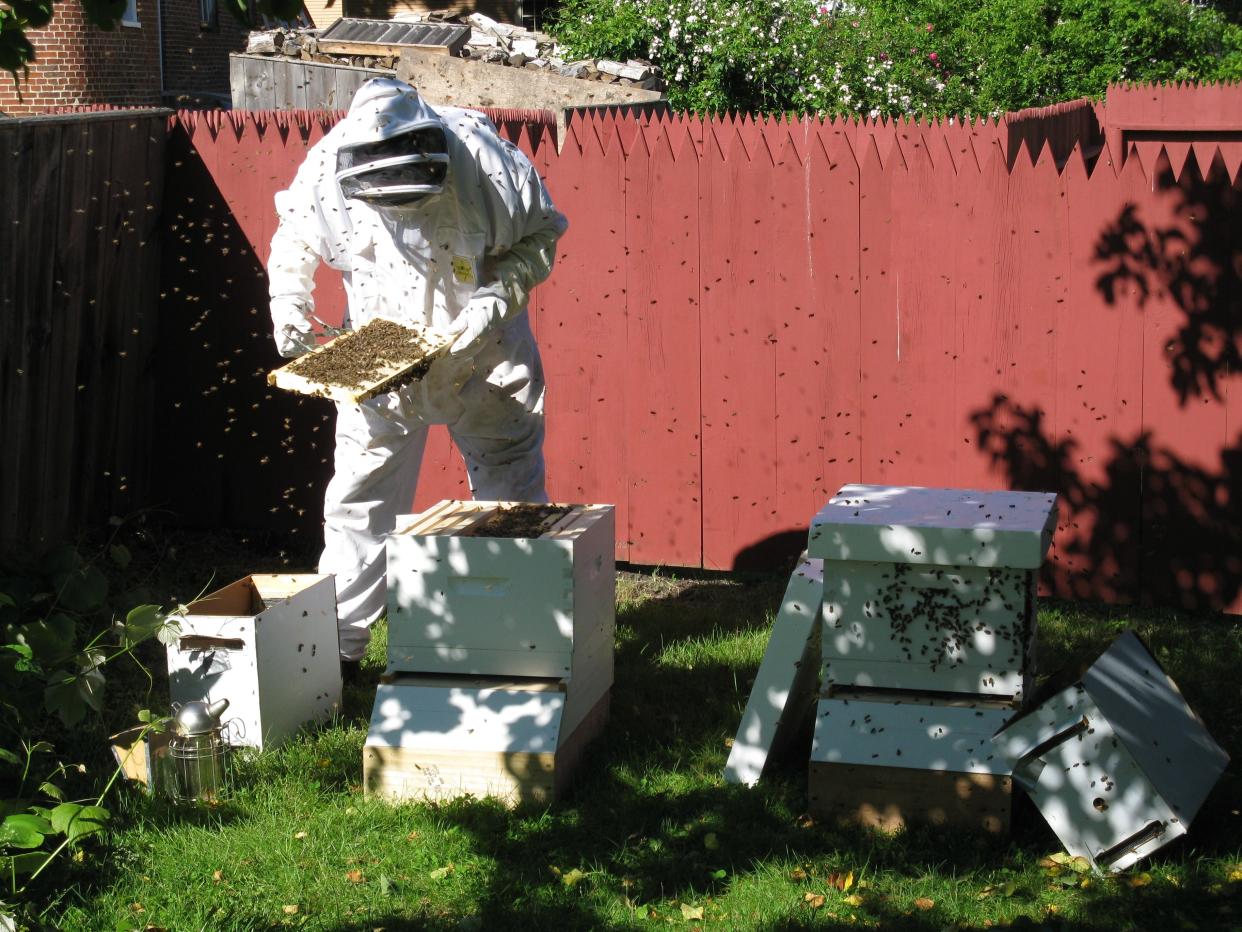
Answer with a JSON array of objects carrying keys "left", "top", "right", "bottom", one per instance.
[
  {"left": 349, "top": 583, "right": 1242, "bottom": 930},
  {"left": 51, "top": 562, "right": 1242, "bottom": 930}
]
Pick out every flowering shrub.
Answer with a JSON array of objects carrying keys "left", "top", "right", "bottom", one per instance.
[{"left": 550, "top": 0, "right": 1242, "bottom": 116}]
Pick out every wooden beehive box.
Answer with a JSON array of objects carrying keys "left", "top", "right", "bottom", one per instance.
[
  {"left": 167, "top": 574, "right": 342, "bottom": 750},
  {"left": 809, "top": 690, "right": 1018, "bottom": 833},
  {"left": 992, "top": 631, "right": 1230, "bottom": 872},
  {"left": 386, "top": 501, "right": 615, "bottom": 683},
  {"left": 267, "top": 318, "right": 452, "bottom": 404},
  {"left": 809, "top": 485, "right": 1057, "bottom": 701},
  {"left": 363, "top": 673, "right": 609, "bottom": 804}
]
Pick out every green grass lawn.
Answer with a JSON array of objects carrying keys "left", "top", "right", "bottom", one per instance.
[{"left": 32, "top": 544, "right": 1242, "bottom": 930}]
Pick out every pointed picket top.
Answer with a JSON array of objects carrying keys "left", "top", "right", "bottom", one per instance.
[
  {"left": 1128, "top": 139, "right": 1164, "bottom": 179},
  {"left": 773, "top": 130, "right": 805, "bottom": 169},
  {"left": 1117, "top": 142, "right": 1149, "bottom": 187},
  {"left": 616, "top": 115, "right": 647, "bottom": 157},
  {"left": 861, "top": 121, "right": 904, "bottom": 170},
  {"left": 1061, "top": 140, "right": 1092, "bottom": 189},
  {"left": 938, "top": 118, "right": 975, "bottom": 173},
  {"left": 1202, "top": 146, "right": 1235, "bottom": 185},
  {"left": 1085, "top": 140, "right": 1119, "bottom": 180},
  {"left": 857, "top": 132, "right": 886, "bottom": 177},
  {"left": 971, "top": 133, "right": 1006, "bottom": 176},
  {"left": 592, "top": 110, "right": 620, "bottom": 156},
  {"left": 1191, "top": 140, "right": 1223, "bottom": 183},
  {"left": 736, "top": 112, "right": 766, "bottom": 158},
  {"left": 1162, "top": 140, "right": 1194, "bottom": 183},
  {"left": 1219, "top": 143, "right": 1242, "bottom": 185},
  {"left": 531, "top": 124, "right": 557, "bottom": 158},
  {"left": 899, "top": 127, "right": 935, "bottom": 174}
]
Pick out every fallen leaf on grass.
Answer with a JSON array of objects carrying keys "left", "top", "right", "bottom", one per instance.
[
  {"left": 843, "top": 894, "right": 863, "bottom": 907},
  {"left": 406, "top": 831, "right": 420, "bottom": 841},
  {"left": 212, "top": 870, "right": 223, "bottom": 883},
  {"left": 1129, "top": 872, "right": 1153, "bottom": 888},
  {"left": 790, "top": 868, "right": 808, "bottom": 881},
  {"left": 827, "top": 870, "right": 854, "bottom": 892},
  {"left": 914, "top": 897, "right": 934, "bottom": 911},
  {"left": 561, "top": 868, "right": 586, "bottom": 888},
  {"left": 680, "top": 903, "right": 704, "bottom": 920},
  {"left": 429, "top": 864, "right": 454, "bottom": 881},
  {"left": 294, "top": 831, "right": 308, "bottom": 840},
  {"left": 804, "top": 893, "right": 826, "bottom": 909},
  {"left": 346, "top": 869, "right": 365, "bottom": 884},
  {"left": 1228, "top": 868, "right": 1242, "bottom": 883},
  {"left": 282, "top": 905, "right": 299, "bottom": 915}
]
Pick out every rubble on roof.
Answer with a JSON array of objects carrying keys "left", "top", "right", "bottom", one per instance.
[{"left": 245, "top": 12, "right": 666, "bottom": 93}]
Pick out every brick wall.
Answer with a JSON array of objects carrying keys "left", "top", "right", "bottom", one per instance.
[
  {"left": 161, "top": 0, "right": 251, "bottom": 104},
  {"left": 0, "top": 0, "right": 249, "bottom": 116}
]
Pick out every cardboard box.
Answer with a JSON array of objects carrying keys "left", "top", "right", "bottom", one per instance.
[{"left": 167, "top": 574, "right": 342, "bottom": 750}]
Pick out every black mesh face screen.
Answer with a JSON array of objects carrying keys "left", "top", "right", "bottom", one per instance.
[
  {"left": 337, "top": 161, "right": 449, "bottom": 201},
  {"left": 336, "top": 127, "right": 448, "bottom": 174}
]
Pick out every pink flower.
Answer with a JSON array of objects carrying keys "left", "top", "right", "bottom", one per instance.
[
  {"left": 926, "top": 23, "right": 934, "bottom": 33},
  {"left": 878, "top": 52, "right": 889, "bottom": 61},
  {"left": 851, "top": 20, "right": 860, "bottom": 28},
  {"left": 928, "top": 52, "right": 939, "bottom": 62}
]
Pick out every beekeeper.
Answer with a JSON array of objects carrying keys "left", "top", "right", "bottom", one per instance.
[{"left": 266, "top": 78, "right": 568, "bottom": 662}]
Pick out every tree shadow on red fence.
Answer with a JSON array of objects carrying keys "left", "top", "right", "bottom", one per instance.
[
  {"left": 154, "top": 122, "right": 334, "bottom": 544},
  {"left": 971, "top": 151, "right": 1241, "bottom": 612}
]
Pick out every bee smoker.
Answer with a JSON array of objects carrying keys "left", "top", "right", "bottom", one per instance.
[{"left": 168, "top": 697, "right": 232, "bottom": 801}]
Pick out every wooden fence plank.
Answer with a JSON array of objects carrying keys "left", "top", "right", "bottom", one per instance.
[
  {"left": 700, "top": 126, "right": 778, "bottom": 569},
  {"left": 530, "top": 122, "right": 630, "bottom": 558},
  {"left": 1136, "top": 151, "right": 1241, "bottom": 612},
  {"left": 1051, "top": 145, "right": 1146, "bottom": 601},
  {"left": 625, "top": 127, "right": 702, "bottom": 566}
]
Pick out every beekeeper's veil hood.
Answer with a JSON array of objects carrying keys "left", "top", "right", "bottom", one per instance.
[{"left": 334, "top": 78, "right": 450, "bottom": 207}]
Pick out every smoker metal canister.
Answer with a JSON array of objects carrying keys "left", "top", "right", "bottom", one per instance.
[{"left": 169, "top": 697, "right": 231, "bottom": 801}]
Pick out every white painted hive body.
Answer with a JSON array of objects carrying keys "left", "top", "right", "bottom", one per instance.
[
  {"left": 724, "top": 554, "right": 823, "bottom": 787},
  {"left": 386, "top": 501, "right": 615, "bottom": 684},
  {"left": 809, "top": 693, "right": 1017, "bottom": 832},
  {"left": 809, "top": 484, "right": 1058, "bottom": 701},
  {"left": 992, "top": 631, "right": 1230, "bottom": 872},
  {"left": 166, "top": 574, "right": 342, "bottom": 750},
  {"left": 372, "top": 501, "right": 616, "bottom": 803}
]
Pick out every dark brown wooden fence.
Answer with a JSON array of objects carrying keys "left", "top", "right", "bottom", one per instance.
[{"left": 0, "top": 110, "right": 166, "bottom": 556}]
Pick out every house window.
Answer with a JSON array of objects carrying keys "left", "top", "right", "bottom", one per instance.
[
  {"left": 121, "top": 0, "right": 139, "bottom": 27},
  {"left": 201, "top": 0, "right": 218, "bottom": 31}
]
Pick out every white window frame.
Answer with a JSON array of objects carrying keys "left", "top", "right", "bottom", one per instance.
[{"left": 121, "top": 0, "right": 140, "bottom": 28}]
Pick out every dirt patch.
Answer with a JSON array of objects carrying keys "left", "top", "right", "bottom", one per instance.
[
  {"left": 285, "top": 318, "right": 440, "bottom": 390},
  {"left": 467, "top": 504, "right": 573, "bottom": 538}
]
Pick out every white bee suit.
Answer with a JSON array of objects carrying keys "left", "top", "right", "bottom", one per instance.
[{"left": 268, "top": 79, "right": 568, "bottom": 660}]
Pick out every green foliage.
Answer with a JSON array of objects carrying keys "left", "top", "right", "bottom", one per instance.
[
  {"left": 1, "top": 540, "right": 181, "bottom": 912},
  {"left": 0, "top": 0, "right": 306, "bottom": 80},
  {"left": 550, "top": 0, "right": 1242, "bottom": 116}
]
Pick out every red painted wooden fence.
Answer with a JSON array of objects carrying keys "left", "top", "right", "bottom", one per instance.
[{"left": 156, "top": 83, "right": 1242, "bottom": 613}]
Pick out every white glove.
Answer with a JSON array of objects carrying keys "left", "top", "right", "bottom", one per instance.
[
  {"left": 271, "top": 296, "right": 315, "bottom": 359},
  {"left": 448, "top": 293, "right": 508, "bottom": 358}
]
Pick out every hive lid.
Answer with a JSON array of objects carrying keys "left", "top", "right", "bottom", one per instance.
[
  {"left": 808, "top": 484, "right": 1058, "bottom": 568},
  {"left": 724, "top": 554, "right": 823, "bottom": 787}
]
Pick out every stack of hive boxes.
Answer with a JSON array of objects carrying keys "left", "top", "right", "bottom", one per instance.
[
  {"left": 363, "top": 500, "right": 615, "bottom": 804},
  {"left": 805, "top": 484, "right": 1058, "bottom": 833}
]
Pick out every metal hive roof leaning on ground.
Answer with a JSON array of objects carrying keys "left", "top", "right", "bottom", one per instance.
[{"left": 266, "top": 78, "right": 569, "bottom": 661}]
